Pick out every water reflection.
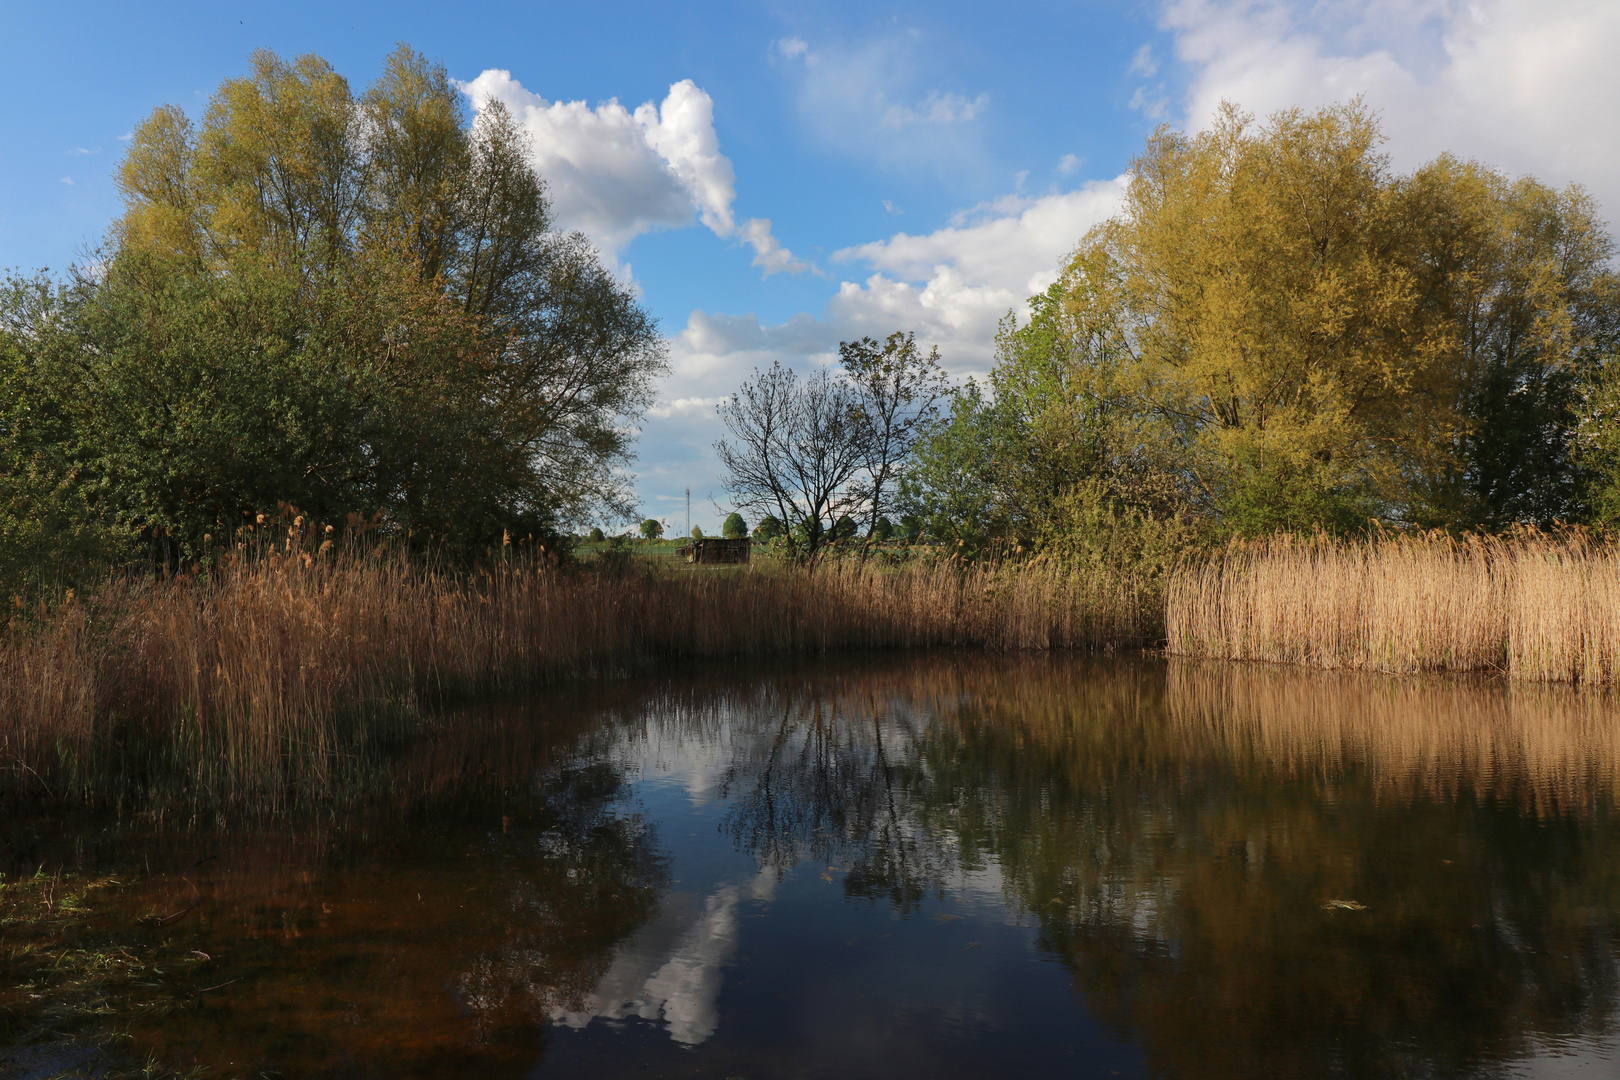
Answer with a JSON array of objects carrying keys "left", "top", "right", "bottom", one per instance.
[{"left": 7, "top": 656, "right": 1620, "bottom": 1078}]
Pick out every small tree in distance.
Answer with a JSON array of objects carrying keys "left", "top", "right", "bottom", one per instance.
[
  {"left": 691, "top": 526, "right": 704, "bottom": 539},
  {"left": 722, "top": 512, "right": 748, "bottom": 538},
  {"left": 588, "top": 526, "right": 605, "bottom": 543},
  {"left": 754, "top": 516, "right": 783, "bottom": 542},
  {"left": 640, "top": 518, "right": 663, "bottom": 540},
  {"left": 715, "top": 337, "right": 945, "bottom": 563}
]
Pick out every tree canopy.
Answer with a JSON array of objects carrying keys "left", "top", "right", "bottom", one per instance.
[
  {"left": 905, "top": 100, "right": 1620, "bottom": 547},
  {"left": 0, "top": 45, "right": 665, "bottom": 588}
]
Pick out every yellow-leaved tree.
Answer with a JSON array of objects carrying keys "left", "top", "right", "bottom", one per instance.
[{"left": 1056, "top": 100, "right": 1618, "bottom": 533}]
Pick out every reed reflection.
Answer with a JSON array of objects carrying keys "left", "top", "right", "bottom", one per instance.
[
  {"left": 6, "top": 703, "right": 670, "bottom": 1079},
  {"left": 12, "top": 657, "right": 1620, "bottom": 1079},
  {"left": 697, "top": 658, "right": 1620, "bottom": 1078}
]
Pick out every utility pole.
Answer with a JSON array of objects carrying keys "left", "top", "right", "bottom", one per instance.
[{"left": 685, "top": 488, "right": 691, "bottom": 538}]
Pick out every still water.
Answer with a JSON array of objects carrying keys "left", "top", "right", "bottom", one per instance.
[{"left": 10, "top": 654, "right": 1620, "bottom": 1078}]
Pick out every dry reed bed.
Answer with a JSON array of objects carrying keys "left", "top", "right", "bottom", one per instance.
[
  {"left": 0, "top": 547, "right": 1152, "bottom": 802},
  {"left": 1167, "top": 531, "right": 1620, "bottom": 683}
]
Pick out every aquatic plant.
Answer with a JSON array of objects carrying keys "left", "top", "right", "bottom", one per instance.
[
  {"left": 1167, "top": 529, "right": 1620, "bottom": 682},
  {"left": 0, "top": 526, "right": 1154, "bottom": 807}
]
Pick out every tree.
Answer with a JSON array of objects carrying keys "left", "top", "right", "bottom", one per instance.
[
  {"left": 715, "top": 333, "right": 947, "bottom": 562},
  {"left": 1396, "top": 157, "right": 1620, "bottom": 527},
  {"left": 722, "top": 512, "right": 747, "bottom": 539},
  {"left": 640, "top": 518, "right": 663, "bottom": 540},
  {"left": 979, "top": 99, "right": 1620, "bottom": 536},
  {"left": 715, "top": 361, "right": 865, "bottom": 561},
  {"left": 753, "top": 516, "right": 783, "bottom": 542},
  {"left": 588, "top": 526, "right": 605, "bottom": 543},
  {"left": 1059, "top": 101, "right": 1447, "bottom": 532},
  {"left": 690, "top": 525, "right": 703, "bottom": 539},
  {"left": 5, "top": 44, "right": 668, "bottom": 571},
  {"left": 838, "top": 332, "right": 949, "bottom": 541}
]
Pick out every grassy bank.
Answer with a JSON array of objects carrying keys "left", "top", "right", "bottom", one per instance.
[
  {"left": 0, "top": 543, "right": 1157, "bottom": 807},
  {"left": 1167, "top": 530, "right": 1620, "bottom": 683}
]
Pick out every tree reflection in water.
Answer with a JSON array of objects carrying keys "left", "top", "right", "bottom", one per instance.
[
  {"left": 11, "top": 657, "right": 1620, "bottom": 1078},
  {"left": 6, "top": 704, "right": 670, "bottom": 1079},
  {"left": 693, "top": 657, "right": 1620, "bottom": 1078}
]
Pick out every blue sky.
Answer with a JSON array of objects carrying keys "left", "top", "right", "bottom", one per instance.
[{"left": 5, "top": 0, "right": 1618, "bottom": 532}]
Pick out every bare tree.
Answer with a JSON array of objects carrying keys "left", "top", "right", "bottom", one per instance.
[
  {"left": 839, "top": 332, "right": 950, "bottom": 542},
  {"left": 715, "top": 361, "right": 865, "bottom": 561}
]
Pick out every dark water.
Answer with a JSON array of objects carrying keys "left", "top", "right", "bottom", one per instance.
[{"left": 8, "top": 654, "right": 1620, "bottom": 1079}]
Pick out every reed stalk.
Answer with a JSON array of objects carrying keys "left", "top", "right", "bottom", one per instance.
[
  {"left": 0, "top": 542, "right": 1154, "bottom": 805},
  {"left": 1167, "top": 530, "right": 1620, "bottom": 683}
]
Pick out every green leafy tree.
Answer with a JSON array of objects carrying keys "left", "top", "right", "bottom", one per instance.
[
  {"left": 640, "top": 518, "right": 663, "bottom": 541},
  {"left": 54, "top": 44, "right": 668, "bottom": 563},
  {"left": 753, "top": 515, "right": 783, "bottom": 542},
  {"left": 587, "top": 526, "right": 605, "bottom": 543},
  {"left": 690, "top": 526, "right": 703, "bottom": 539},
  {"left": 722, "top": 512, "right": 747, "bottom": 538}
]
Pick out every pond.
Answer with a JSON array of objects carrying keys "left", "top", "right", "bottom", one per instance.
[{"left": 7, "top": 654, "right": 1620, "bottom": 1078}]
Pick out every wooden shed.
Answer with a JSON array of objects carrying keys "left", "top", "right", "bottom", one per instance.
[{"left": 680, "top": 537, "right": 751, "bottom": 564}]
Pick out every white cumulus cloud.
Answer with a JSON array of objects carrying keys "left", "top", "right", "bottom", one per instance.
[
  {"left": 634, "top": 178, "right": 1128, "bottom": 520},
  {"left": 827, "top": 179, "right": 1128, "bottom": 367},
  {"left": 1161, "top": 0, "right": 1620, "bottom": 218},
  {"left": 461, "top": 71, "right": 806, "bottom": 275}
]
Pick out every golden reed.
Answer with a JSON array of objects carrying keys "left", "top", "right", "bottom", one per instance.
[
  {"left": 0, "top": 543, "right": 1153, "bottom": 802},
  {"left": 1167, "top": 530, "right": 1620, "bottom": 683}
]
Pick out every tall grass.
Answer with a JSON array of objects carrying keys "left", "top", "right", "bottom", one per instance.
[
  {"left": 0, "top": 542, "right": 1154, "bottom": 806},
  {"left": 1168, "top": 530, "right": 1620, "bottom": 682}
]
